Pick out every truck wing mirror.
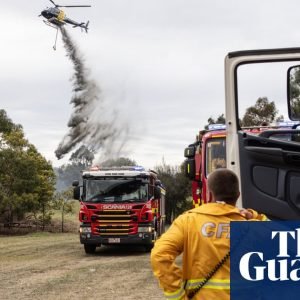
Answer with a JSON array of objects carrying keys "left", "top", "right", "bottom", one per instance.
[
  {"left": 73, "top": 186, "right": 81, "bottom": 200},
  {"left": 72, "top": 180, "right": 79, "bottom": 187},
  {"left": 288, "top": 65, "right": 300, "bottom": 120},
  {"left": 155, "top": 180, "right": 162, "bottom": 186},
  {"left": 184, "top": 146, "right": 195, "bottom": 158},
  {"left": 154, "top": 186, "right": 161, "bottom": 199}
]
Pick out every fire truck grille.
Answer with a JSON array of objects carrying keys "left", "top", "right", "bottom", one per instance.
[
  {"left": 93, "top": 210, "right": 137, "bottom": 235},
  {"left": 95, "top": 210, "right": 132, "bottom": 215}
]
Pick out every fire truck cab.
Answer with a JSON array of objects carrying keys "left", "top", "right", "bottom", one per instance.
[
  {"left": 184, "top": 124, "right": 226, "bottom": 207},
  {"left": 184, "top": 122, "right": 299, "bottom": 212},
  {"left": 73, "top": 166, "right": 166, "bottom": 254}
]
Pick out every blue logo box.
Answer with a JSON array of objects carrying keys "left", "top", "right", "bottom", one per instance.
[{"left": 230, "top": 221, "right": 300, "bottom": 299}]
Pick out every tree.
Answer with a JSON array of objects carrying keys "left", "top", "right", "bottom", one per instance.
[
  {"left": 33, "top": 148, "right": 56, "bottom": 230},
  {"left": 276, "top": 114, "right": 285, "bottom": 122},
  {"left": 155, "top": 160, "right": 192, "bottom": 223},
  {"left": 0, "top": 110, "right": 55, "bottom": 226},
  {"left": 0, "top": 109, "right": 22, "bottom": 134},
  {"left": 204, "top": 114, "right": 225, "bottom": 130},
  {"left": 51, "top": 189, "right": 75, "bottom": 232},
  {"left": 241, "top": 97, "right": 278, "bottom": 126},
  {"left": 56, "top": 145, "right": 95, "bottom": 192},
  {"left": 55, "top": 157, "right": 138, "bottom": 192},
  {"left": 101, "top": 157, "right": 137, "bottom": 167},
  {"left": 55, "top": 162, "right": 86, "bottom": 192}
]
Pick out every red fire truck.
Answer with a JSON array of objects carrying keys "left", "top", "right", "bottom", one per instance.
[
  {"left": 184, "top": 123, "right": 274, "bottom": 206},
  {"left": 184, "top": 124, "right": 227, "bottom": 207},
  {"left": 184, "top": 121, "right": 300, "bottom": 219},
  {"left": 73, "top": 166, "right": 166, "bottom": 254},
  {"left": 183, "top": 123, "right": 274, "bottom": 207}
]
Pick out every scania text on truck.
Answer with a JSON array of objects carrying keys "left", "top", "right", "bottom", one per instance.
[
  {"left": 185, "top": 48, "right": 300, "bottom": 220},
  {"left": 73, "top": 166, "right": 166, "bottom": 254}
]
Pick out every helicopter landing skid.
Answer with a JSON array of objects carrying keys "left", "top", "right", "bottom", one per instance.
[
  {"left": 53, "top": 27, "right": 59, "bottom": 50},
  {"left": 43, "top": 20, "right": 60, "bottom": 50},
  {"left": 43, "top": 20, "right": 58, "bottom": 29}
]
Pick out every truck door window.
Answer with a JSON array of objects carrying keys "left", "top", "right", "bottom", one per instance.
[
  {"left": 205, "top": 138, "right": 226, "bottom": 176},
  {"left": 237, "top": 62, "right": 300, "bottom": 126},
  {"left": 288, "top": 65, "right": 300, "bottom": 120},
  {"left": 229, "top": 55, "right": 300, "bottom": 219}
]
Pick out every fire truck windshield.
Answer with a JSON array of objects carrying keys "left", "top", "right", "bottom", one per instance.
[
  {"left": 205, "top": 138, "right": 226, "bottom": 176},
  {"left": 84, "top": 178, "right": 148, "bottom": 203}
]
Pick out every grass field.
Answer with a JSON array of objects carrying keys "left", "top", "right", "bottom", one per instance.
[{"left": 0, "top": 233, "right": 165, "bottom": 300}]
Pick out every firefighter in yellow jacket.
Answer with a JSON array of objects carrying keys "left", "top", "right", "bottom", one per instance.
[{"left": 151, "top": 168, "right": 267, "bottom": 300}]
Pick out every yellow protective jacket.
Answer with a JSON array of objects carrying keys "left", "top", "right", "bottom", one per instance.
[{"left": 151, "top": 203, "right": 267, "bottom": 300}]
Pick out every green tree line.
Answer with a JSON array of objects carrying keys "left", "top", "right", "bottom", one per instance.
[
  {"left": 205, "top": 97, "right": 284, "bottom": 128},
  {"left": 0, "top": 110, "right": 55, "bottom": 226},
  {"left": 0, "top": 107, "right": 191, "bottom": 228},
  {"left": 0, "top": 96, "right": 284, "bottom": 230}
]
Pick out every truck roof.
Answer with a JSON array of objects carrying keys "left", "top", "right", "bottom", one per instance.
[
  {"left": 202, "top": 121, "right": 300, "bottom": 139},
  {"left": 82, "top": 166, "right": 155, "bottom": 178}
]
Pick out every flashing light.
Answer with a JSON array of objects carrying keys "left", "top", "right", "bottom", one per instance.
[
  {"left": 208, "top": 124, "right": 226, "bottom": 131},
  {"left": 132, "top": 166, "right": 145, "bottom": 171},
  {"left": 276, "top": 121, "right": 300, "bottom": 127}
]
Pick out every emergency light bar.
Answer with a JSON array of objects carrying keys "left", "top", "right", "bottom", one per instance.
[
  {"left": 88, "top": 166, "right": 145, "bottom": 171},
  {"left": 208, "top": 124, "right": 226, "bottom": 131}
]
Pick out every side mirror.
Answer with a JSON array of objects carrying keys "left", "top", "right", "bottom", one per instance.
[
  {"left": 73, "top": 186, "right": 81, "bottom": 200},
  {"left": 154, "top": 186, "right": 161, "bottom": 199},
  {"left": 72, "top": 180, "right": 79, "bottom": 187},
  {"left": 155, "top": 180, "right": 161, "bottom": 186},
  {"left": 184, "top": 146, "right": 195, "bottom": 158},
  {"left": 288, "top": 65, "right": 300, "bottom": 120}
]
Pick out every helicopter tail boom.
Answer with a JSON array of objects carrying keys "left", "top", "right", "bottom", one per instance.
[{"left": 73, "top": 20, "right": 89, "bottom": 33}]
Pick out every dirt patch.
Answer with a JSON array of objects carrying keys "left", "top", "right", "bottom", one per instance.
[{"left": 0, "top": 233, "right": 165, "bottom": 300}]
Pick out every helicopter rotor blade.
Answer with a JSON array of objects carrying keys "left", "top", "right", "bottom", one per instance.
[
  {"left": 48, "top": 0, "right": 91, "bottom": 8},
  {"left": 56, "top": 5, "right": 91, "bottom": 8},
  {"left": 49, "top": 0, "right": 58, "bottom": 7}
]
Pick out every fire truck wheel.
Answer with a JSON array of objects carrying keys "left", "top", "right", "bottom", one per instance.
[{"left": 84, "top": 244, "right": 96, "bottom": 254}]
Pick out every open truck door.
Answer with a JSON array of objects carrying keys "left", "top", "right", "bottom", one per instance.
[{"left": 225, "top": 48, "right": 300, "bottom": 219}]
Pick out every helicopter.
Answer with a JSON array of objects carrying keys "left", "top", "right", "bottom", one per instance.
[{"left": 39, "top": 0, "right": 91, "bottom": 50}]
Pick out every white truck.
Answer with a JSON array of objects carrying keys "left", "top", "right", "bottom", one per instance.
[{"left": 225, "top": 48, "right": 300, "bottom": 219}]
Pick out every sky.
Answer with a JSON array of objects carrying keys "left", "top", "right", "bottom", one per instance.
[{"left": 1, "top": 0, "right": 300, "bottom": 169}]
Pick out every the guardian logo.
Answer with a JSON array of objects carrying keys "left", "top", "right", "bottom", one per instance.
[
  {"left": 231, "top": 221, "right": 300, "bottom": 300},
  {"left": 239, "top": 229, "right": 300, "bottom": 281}
]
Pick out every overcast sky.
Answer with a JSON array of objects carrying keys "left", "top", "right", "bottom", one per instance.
[{"left": 1, "top": 0, "right": 300, "bottom": 169}]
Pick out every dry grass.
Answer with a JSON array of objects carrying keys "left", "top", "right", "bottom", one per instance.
[{"left": 0, "top": 233, "right": 165, "bottom": 300}]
